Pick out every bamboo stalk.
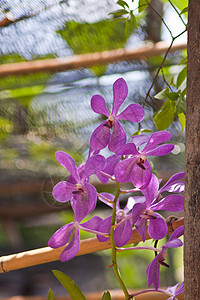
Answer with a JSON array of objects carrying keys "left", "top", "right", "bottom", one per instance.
[
  {"left": 1, "top": 290, "right": 184, "bottom": 300},
  {"left": 0, "top": 218, "right": 183, "bottom": 273},
  {"left": 0, "top": 42, "right": 186, "bottom": 77}
]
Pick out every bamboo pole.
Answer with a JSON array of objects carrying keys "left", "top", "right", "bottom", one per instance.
[
  {"left": 0, "top": 42, "right": 186, "bottom": 77},
  {"left": 1, "top": 290, "right": 184, "bottom": 300},
  {"left": 0, "top": 217, "right": 184, "bottom": 273}
]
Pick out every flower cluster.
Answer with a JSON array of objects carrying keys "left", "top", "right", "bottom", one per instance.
[{"left": 48, "top": 78, "right": 184, "bottom": 296}]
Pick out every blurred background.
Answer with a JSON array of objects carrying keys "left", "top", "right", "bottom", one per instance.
[{"left": 0, "top": 0, "right": 186, "bottom": 298}]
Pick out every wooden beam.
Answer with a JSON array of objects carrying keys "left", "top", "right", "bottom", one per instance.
[
  {"left": 0, "top": 217, "right": 183, "bottom": 273},
  {"left": 0, "top": 42, "right": 186, "bottom": 77}
]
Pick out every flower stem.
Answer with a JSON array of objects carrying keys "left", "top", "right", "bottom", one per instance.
[{"left": 110, "top": 182, "right": 130, "bottom": 300}]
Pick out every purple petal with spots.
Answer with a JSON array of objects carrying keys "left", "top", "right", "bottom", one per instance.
[
  {"left": 90, "top": 121, "right": 110, "bottom": 151},
  {"left": 91, "top": 94, "right": 110, "bottom": 116},
  {"left": 108, "top": 119, "right": 126, "bottom": 152},
  {"left": 114, "top": 219, "right": 132, "bottom": 247},
  {"left": 84, "top": 182, "right": 97, "bottom": 213},
  {"left": 131, "top": 134, "right": 150, "bottom": 147},
  {"left": 131, "top": 158, "right": 152, "bottom": 189},
  {"left": 60, "top": 229, "right": 80, "bottom": 262},
  {"left": 141, "top": 174, "right": 159, "bottom": 206},
  {"left": 117, "top": 103, "right": 144, "bottom": 123},
  {"left": 55, "top": 151, "right": 79, "bottom": 182},
  {"left": 114, "top": 157, "right": 136, "bottom": 183},
  {"left": 146, "top": 254, "right": 160, "bottom": 290},
  {"left": 81, "top": 216, "right": 102, "bottom": 231},
  {"left": 132, "top": 202, "right": 146, "bottom": 224},
  {"left": 48, "top": 223, "right": 74, "bottom": 248},
  {"left": 52, "top": 181, "right": 75, "bottom": 203},
  {"left": 135, "top": 218, "right": 147, "bottom": 242},
  {"left": 148, "top": 213, "right": 167, "bottom": 240},
  {"left": 112, "top": 78, "right": 128, "bottom": 116},
  {"left": 71, "top": 194, "right": 89, "bottom": 223},
  {"left": 97, "top": 216, "right": 112, "bottom": 242},
  {"left": 151, "top": 194, "right": 184, "bottom": 212},
  {"left": 83, "top": 155, "right": 106, "bottom": 179},
  {"left": 115, "top": 142, "right": 139, "bottom": 156},
  {"left": 142, "top": 131, "right": 172, "bottom": 153},
  {"left": 97, "top": 154, "right": 121, "bottom": 184},
  {"left": 145, "top": 144, "right": 174, "bottom": 156}
]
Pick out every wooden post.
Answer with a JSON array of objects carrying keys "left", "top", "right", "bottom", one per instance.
[{"left": 185, "top": 0, "right": 200, "bottom": 299}]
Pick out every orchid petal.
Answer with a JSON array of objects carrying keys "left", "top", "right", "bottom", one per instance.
[
  {"left": 159, "top": 172, "right": 185, "bottom": 193},
  {"left": 97, "top": 216, "right": 112, "bottom": 242},
  {"left": 71, "top": 194, "right": 89, "bottom": 223},
  {"left": 83, "top": 154, "right": 106, "bottom": 179},
  {"left": 146, "top": 255, "right": 160, "bottom": 290},
  {"left": 91, "top": 94, "right": 109, "bottom": 116},
  {"left": 98, "top": 192, "right": 115, "bottom": 208},
  {"left": 60, "top": 228, "right": 80, "bottom": 262},
  {"left": 112, "top": 78, "right": 128, "bottom": 116},
  {"left": 115, "top": 143, "right": 139, "bottom": 156},
  {"left": 124, "top": 196, "right": 141, "bottom": 213},
  {"left": 131, "top": 158, "right": 152, "bottom": 189},
  {"left": 108, "top": 119, "right": 126, "bottom": 152},
  {"left": 148, "top": 213, "right": 167, "bottom": 240},
  {"left": 81, "top": 216, "right": 102, "bottom": 231},
  {"left": 151, "top": 194, "right": 184, "bottom": 212},
  {"left": 145, "top": 144, "right": 174, "bottom": 156},
  {"left": 48, "top": 223, "right": 74, "bottom": 248},
  {"left": 167, "top": 225, "right": 184, "bottom": 242},
  {"left": 84, "top": 182, "right": 97, "bottom": 214},
  {"left": 97, "top": 154, "right": 121, "bottom": 184},
  {"left": 142, "top": 131, "right": 172, "bottom": 153},
  {"left": 131, "top": 134, "right": 150, "bottom": 147},
  {"left": 175, "top": 282, "right": 184, "bottom": 295},
  {"left": 52, "top": 181, "right": 75, "bottom": 203},
  {"left": 117, "top": 103, "right": 144, "bottom": 123},
  {"left": 90, "top": 121, "right": 110, "bottom": 151},
  {"left": 55, "top": 151, "right": 79, "bottom": 182},
  {"left": 132, "top": 202, "right": 146, "bottom": 224},
  {"left": 141, "top": 174, "right": 159, "bottom": 206},
  {"left": 135, "top": 218, "right": 147, "bottom": 242},
  {"left": 114, "top": 157, "right": 135, "bottom": 183},
  {"left": 114, "top": 219, "right": 132, "bottom": 247}
]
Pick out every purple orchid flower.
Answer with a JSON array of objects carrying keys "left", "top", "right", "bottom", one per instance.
[
  {"left": 114, "top": 131, "right": 174, "bottom": 188},
  {"left": 53, "top": 151, "right": 106, "bottom": 222},
  {"left": 96, "top": 193, "right": 134, "bottom": 247},
  {"left": 90, "top": 78, "right": 145, "bottom": 152},
  {"left": 146, "top": 225, "right": 184, "bottom": 290},
  {"left": 48, "top": 216, "right": 102, "bottom": 262},
  {"left": 165, "top": 281, "right": 184, "bottom": 300},
  {"left": 130, "top": 173, "right": 184, "bottom": 242}
]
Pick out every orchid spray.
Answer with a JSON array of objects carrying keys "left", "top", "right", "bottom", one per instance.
[{"left": 49, "top": 78, "right": 184, "bottom": 300}]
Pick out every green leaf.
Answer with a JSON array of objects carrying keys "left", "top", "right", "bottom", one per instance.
[
  {"left": 48, "top": 288, "right": 55, "bottom": 300},
  {"left": 154, "top": 87, "right": 169, "bottom": 100},
  {"left": 108, "top": 9, "right": 129, "bottom": 16},
  {"left": 53, "top": 270, "right": 86, "bottom": 300},
  {"left": 177, "top": 66, "right": 187, "bottom": 88},
  {"left": 176, "top": 95, "right": 186, "bottom": 114},
  {"left": 178, "top": 113, "right": 185, "bottom": 131},
  {"left": 130, "top": 12, "right": 137, "bottom": 29},
  {"left": 179, "top": 57, "right": 187, "bottom": 65},
  {"left": 180, "top": 6, "right": 188, "bottom": 15},
  {"left": 154, "top": 99, "right": 176, "bottom": 130},
  {"left": 165, "top": 91, "right": 179, "bottom": 101},
  {"left": 138, "top": 0, "right": 150, "bottom": 13},
  {"left": 102, "top": 291, "right": 112, "bottom": 300},
  {"left": 117, "top": 0, "right": 129, "bottom": 8},
  {"left": 131, "top": 128, "right": 152, "bottom": 136}
]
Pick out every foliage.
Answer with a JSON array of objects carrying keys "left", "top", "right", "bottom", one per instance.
[{"left": 57, "top": 19, "right": 135, "bottom": 76}]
